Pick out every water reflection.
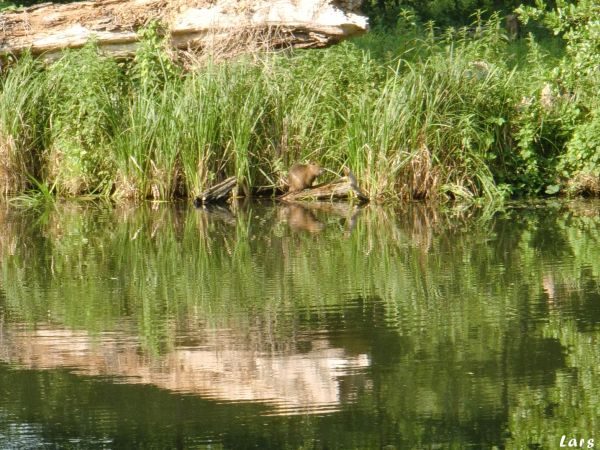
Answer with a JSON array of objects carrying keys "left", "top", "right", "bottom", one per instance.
[
  {"left": 277, "top": 202, "right": 363, "bottom": 235},
  {"left": 0, "top": 200, "right": 600, "bottom": 448},
  {"left": 0, "top": 322, "right": 370, "bottom": 416},
  {"left": 280, "top": 203, "right": 326, "bottom": 233}
]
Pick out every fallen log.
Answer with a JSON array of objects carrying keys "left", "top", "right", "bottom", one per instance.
[
  {"left": 193, "top": 175, "right": 237, "bottom": 206},
  {"left": 0, "top": 0, "right": 368, "bottom": 59},
  {"left": 280, "top": 167, "right": 369, "bottom": 203}
]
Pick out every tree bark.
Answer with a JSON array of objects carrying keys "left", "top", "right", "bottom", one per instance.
[{"left": 0, "top": 0, "right": 368, "bottom": 58}]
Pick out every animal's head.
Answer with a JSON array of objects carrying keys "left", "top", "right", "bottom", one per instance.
[{"left": 307, "top": 163, "right": 323, "bottom": 176}]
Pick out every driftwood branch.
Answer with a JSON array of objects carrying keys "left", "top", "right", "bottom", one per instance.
[
  {"left": 194, "top": 167, "right": 368, "bottom": 206},
  {"left": 280, "top": 168, "right": 369, "bottom": 203},
  {"left": 0, "top": 0, "right": 368, "bottom": 58},
  {"left": 193, "top": 176, "right": 237, "bottom": 206}
]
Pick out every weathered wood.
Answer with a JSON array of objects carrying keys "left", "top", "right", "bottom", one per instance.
[
  {"left": 0, "top": 0, "right": 368, "bottom": 58},
  {"left": 280, "top": 168, "right": 369, "bottom": 203},
  {"left": 193, "top": 175, "right": 237, "bottom": 206}
]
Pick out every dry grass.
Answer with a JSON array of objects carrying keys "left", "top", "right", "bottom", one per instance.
[
  {"left": 567, "top": 172, "right": 600, "bottom": 196},
  {"left": 400, "top": 143, "right": 440, "bottom": 201},
  {"left": 0, "top": 132, "right": 27, "bottom": 195},
  {"left": 180, "top": 25, "right": 292, "bottom": 68},
  {"left": 113, "top": 172, "right": 143, "bottom": 200}
]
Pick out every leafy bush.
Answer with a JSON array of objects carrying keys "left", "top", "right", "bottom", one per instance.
[
  {"left": 516, "top": 0, "right": 600, "bottom": 193},
  {"left": 44, "top": 43, "right": 123, "bottom": 195}
]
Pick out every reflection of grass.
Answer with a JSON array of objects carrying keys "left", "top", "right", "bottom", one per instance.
[
  {"left": 0, "top": 201, "right": 595, "bottom": 344},
  {"left": 0, "top": 200, "right": 597, "bottom": 386},
  {"left": 2, "top": 201, "right": 600, "bottom": 446},
  {"left": 0, "top": 203, "right": 472, "bottom": 330}
]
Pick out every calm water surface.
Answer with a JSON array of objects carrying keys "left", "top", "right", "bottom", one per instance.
[{"left": 0, "top": 199, "right": 599, "bottom": 449}]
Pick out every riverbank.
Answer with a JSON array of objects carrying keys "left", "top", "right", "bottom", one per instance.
[{"left": 1, "top": 13, "right": 597, "bottom": 203}]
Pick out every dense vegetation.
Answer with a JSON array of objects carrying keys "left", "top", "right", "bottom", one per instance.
[
  {"left": 0, "top": 1, "right": 599, "bottom": 202},
  {"left": 362, "top": 0, "right": 532, "bottom": 26}
]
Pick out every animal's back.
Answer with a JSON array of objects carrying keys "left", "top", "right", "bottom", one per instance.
[{"left": 287, "top": 163, "right": 322, "bottom": 192}]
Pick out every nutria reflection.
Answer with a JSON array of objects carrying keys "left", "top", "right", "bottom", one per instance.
[{"left": 281, "top": 204, "right": 325, "bottom": 233}]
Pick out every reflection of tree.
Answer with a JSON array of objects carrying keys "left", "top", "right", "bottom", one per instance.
[
  {"left": 0, "top": 364, "right": 338, "bottom": 449},
  {"left": 1, "top": 323, "right": 370, "bottom": 416},
  {"left": 507, "top": 316, "right": 600, "bottom": 449}
]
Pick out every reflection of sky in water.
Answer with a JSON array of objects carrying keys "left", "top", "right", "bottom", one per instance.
[
  {"left": 0, "top": 417, "right": 114, "bottom": 449},
  {"left": 0, "top": 420, "right": 45, "bottom": 449},
  {"left": 1, "top": 324, "right": 370, "bottom": 416}
]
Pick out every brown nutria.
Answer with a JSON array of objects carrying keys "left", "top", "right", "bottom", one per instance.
[
  {"left": 343, "top": 166, "right": 358, "bottom": 188},
  {"left": 506, "top": 13, "right": 519, "bottom": 40},
  {"left": 287, "top": 163, "right": 323, "bottom": 193}
]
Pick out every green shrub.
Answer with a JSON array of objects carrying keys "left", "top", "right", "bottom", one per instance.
[{"left": 44, "top": 43, "right": 123, "bottom": 195}]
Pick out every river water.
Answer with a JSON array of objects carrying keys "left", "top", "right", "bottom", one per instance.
[{"left": 0, "top": 199, "right": 598, "bottom": 448}]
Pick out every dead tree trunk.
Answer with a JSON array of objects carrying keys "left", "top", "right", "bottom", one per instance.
[{"left": 0, "top": 0, "right": 368, "bottom": 59}]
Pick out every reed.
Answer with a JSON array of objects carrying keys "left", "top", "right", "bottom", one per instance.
[
  {"left": 0, "top": 54, "right": 46, "bottom": 195},
  {"left": 0, "top": 16, "right": 577, "bottom": 202}
]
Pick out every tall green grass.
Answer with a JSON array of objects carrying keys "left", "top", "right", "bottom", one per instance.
[
  {"left": 0, "top": 55, "right": 45, "bottom": 195},
  {"left": 0, "top": 15, "right": 579, "bottom": 202}
]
